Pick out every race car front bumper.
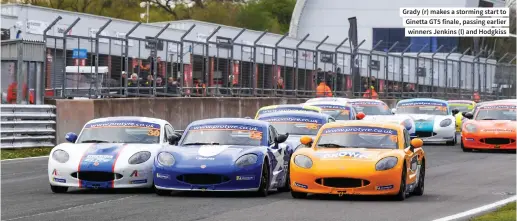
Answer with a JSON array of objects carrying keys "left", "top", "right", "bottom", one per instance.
[
  {"left": 289, "top": 165, "right": 403, "bottom": 196},
  {"left": 48, "top": 162, "right": 154, "bottom": 189},
  {"left": 153, "top": 163, "right": 264, "bottom": 192},
  {"left": 461, "top": 134, "right": 517, "bottom": 150},
  {"left": 415, "top": 125, "right": 456, "bottom": 143}
]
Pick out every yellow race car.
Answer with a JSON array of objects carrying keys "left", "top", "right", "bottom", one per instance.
[
  {"left": 290, "top": 121, "right": 425, "bottom": 201},
  {"left": 448, "top": 100, "right": 476, "bottom": 132},
  {"left": 254, "top": 104, "right": 322, "bottom": 119}
]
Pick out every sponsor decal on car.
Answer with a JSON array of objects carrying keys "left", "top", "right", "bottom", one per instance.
[
  {"left": 130, "top": 179, "right": 147, "bottom": 184},
  {"left": 236, "top": 175, "right": 255, "bottom": 181},
  {"left": 376, "top": 185, "right": 394, "bottom": 190},
  {"left": 83, "top": 155, "right": 114, "bottom": 163},
  {"left": 156, "top": 173, "right": 170, "bottom": 179},
  {"left": 53, "top": 178, "right": 66, "bottom": 183},
  {"left": 318, "top": 151, "right": 368, "bottom": 159},
  {"left": 196, "top": 156, "right": 215, "bottom": 160},
  {"left": 294, "top": 182, "right": 308, "bottom": 189}
]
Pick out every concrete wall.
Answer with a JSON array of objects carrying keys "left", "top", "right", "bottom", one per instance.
[{"left": 54, "top": 97, "right": 399, "bottom": 144}]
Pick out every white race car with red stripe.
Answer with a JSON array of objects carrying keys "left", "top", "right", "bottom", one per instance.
[{"left": 48, "top": 116, "right": 180, "bottom": 193}]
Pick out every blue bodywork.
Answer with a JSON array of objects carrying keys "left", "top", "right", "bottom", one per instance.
[
  {"left": 257, "top": 112, "right": 330, "bottom": 152},
  {"left": 310, "top": 103, "right": 356, "bottom": 120},
  {"left": 396, "top": 98, "right": 449, "bottom": 135},
  {"left": 153, "top": 118, "right": 294, "bottom": 192}
]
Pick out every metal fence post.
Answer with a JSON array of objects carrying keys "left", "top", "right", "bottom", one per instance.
[
  {"left": 397, "top": 43, "right": 413, "bottom": 98},
  {"left": 383, "top": 42, "right": 398, "bottom": 97},
  {"left": 252, "top": 31, "right": 268, "bottom": 96},
  {"left": 315, "top": 36, "right": 329, "bottom": 94},
  {"left": 41, "top": 16, "right": 62, "bottom": 104},
  {"left": 230, "top": 29, "right": 246, "bottom": 95},
  {"left": 151, "top": 23, "right": 171, "bottom": 96},
  {"left": 61, "top": 18, "right": 80, "bottom": 98},
  {"left": 294, "top": 34, "right": 310, "bottom": 97},
  {"left": 122, "top": 22, "right": 142, "bottom": 97},
  {"left": 472, "top": 50, "right": 484, "bottom": 96},
  {"left": 205, "top": 27, "right": 221, "bottom": 95},
  {"left": 334, "top": 38, "right": 348, "bottom": 96},
  {"left": 273, "top": 33, "right": 288, "bottom": 94},
  {"left": 93, "top": 20, "right": 112, "bottom": 98},
  {"left": 482, "top": 50, "right": 494, "bottom": 98},
  {"left": 458, "top": 48, "right": 470, "bottom": 98},
  {"left": 430, "top": 45, "right": 443, "bottom": 98},
  {"left": 351, "top": 39, "right": 366, "bottom": 97},
  {"left": 179, "top": 24, "right": 196, "bottom": 95},
  {"left": 444, "top": 47, "right": 457, "bottom": 98},
  {"left": 414, "top": 44, "right": 428, "bottom": 97}
]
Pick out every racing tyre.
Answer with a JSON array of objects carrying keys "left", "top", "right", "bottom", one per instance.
[
  {"left": 256, "top": 162, "right": 270, "bottom": 197},
  {"left": 412, "top": 160, "right": 425, "bottom": 196},
  {"left": 393, "top": 165, "right": 407, "bottom": 201},
  {"left": 446, "top": 135, "right": 457, "bottom": 146},
  {"left": 277, "top": 164, "right": 290, "bottom": 192},
  {"left": 461, "top": 141, "right": 472, "bottom": 152},
  {"left": 50, "top": 184, "right": 68, "bottom": 193},
  {"left": 291, "top": 190, "right": 307, "bottom": 199}
]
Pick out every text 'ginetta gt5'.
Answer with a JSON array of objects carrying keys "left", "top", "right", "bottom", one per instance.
[
  {"left": 289, "top": 121, "right": 426, "bottom": 201},
  {"left": 153, "top": 118, "right": 293, "bottom": 197},
  {"left": 48, "top": 117, "right": 180, "bottom": 193}
]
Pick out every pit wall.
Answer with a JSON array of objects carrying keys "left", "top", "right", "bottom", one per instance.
[{"left": 54, "top": 98, "right": 399, "bottom": 144}]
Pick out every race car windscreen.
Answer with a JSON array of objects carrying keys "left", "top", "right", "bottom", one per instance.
[
  {"left": 76, "top": 120, "right": 161, "bottom": 144},
  {"left": 316, "top": 126, "right": 398, "bottom": 149},
  {"left": 449, "top": 105, "right": 471, "bottom": 112},
  {"left": 474, "top": 105, "right": 516, "bottom": 121},
  {"left": 313, "top": 105, "right": 350, "bottom": 120},
  {"left": 259, "top": 116, "right": 324, "bottom": 135},
  {"left": 349, "top": 101, "right": 391, "bottom": 115},
  {"left": 181, "top": 124, "right": 265, "bottom": 146},
  {"left": 396, "top": 101, "right": 448, "bottom": 115},
  {"left": 257, "top": 107, "right": 317, "bottom": 117}
]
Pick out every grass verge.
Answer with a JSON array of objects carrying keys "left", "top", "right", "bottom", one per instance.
[
  {"left": 471, "top": 202, "right": 516, "bottom": 221},
  {"left": 1, "top": 147, "right": 53, "bottom": 160}
]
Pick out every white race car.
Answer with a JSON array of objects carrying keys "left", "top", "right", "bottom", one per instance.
[
  {"left": 392, "top": 98, "right": 457, "bottom": 145},
  {"left": 305, "top": 97, "right": 349, "bottom": 104},
  {"left": 348, "top": 99, "right": 416, "bottom": 137},
  {"left": 48, "top": 116, "right": 181, "bottom": 193}
]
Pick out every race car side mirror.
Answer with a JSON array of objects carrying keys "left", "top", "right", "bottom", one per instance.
[
  {"left": 275, "top": 133, "right": 289, "bottom": 143},
  {"left": 300, "top": 136, "right": 313, "bottom": 146},
  {"left": 356, "top": 112, "right": 365, "bottom": 120},
  {"left": 462, "top": 112, "right": 473, "bottom": 119},
  {"left": 451, "top": 108, "right": 459, "bottom": 115},
  {"left": 65, "top": 132, "right": 78, "bottom": 143},
  {"left": 391, "top": 108, "right": 397, "bottom": 114},
  {"left": 168, "top": 134, "right": 181, "bottom": 145},
  {"left": 409, "top": 138, "right": 423, "bottom": 152}
]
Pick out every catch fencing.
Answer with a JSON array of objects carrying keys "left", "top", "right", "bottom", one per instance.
[
  {"left": 1, "top": 104, "right": 56, "bottom": 149},
  {"left": 3, "top": 16, "right": 516, "bottom": 102}
]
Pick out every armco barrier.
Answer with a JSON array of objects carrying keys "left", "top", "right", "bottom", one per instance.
[
  {"left": 1, "top": 104, "right": 57, "bottom": 148},
  {"left": 53, "top": 98, "right": 399, "bottom": 144}
]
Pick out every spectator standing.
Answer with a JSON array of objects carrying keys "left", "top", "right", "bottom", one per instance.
[
  {"left": 167, "top": 77, "right": 179, "bottom": 95},
  {"left": 195, "top": 79, "right": 206, "bottom": 96},
  {"left": 316, "top": 78, "right": 332, "bottom": 97}
]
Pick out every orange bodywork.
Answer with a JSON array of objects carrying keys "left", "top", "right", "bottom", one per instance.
[
  {"left": 290, "top": 121, "right": 426, "bottom": 196},
  {"left": 461, "top": 103, "right": 517, "bottom": 150}
]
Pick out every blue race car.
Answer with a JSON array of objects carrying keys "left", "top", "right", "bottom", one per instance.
[
  {"left": 153, "top": 118, "right": 293, "bottom": 197},
  {"left": 257, "top": 111, "right": 335, "bottom": 151}
]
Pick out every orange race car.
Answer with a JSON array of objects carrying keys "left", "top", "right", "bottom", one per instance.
[
  {"left": 289, "top": 121, "right": 426, "bottom": 201},
  {"left": 461, "top": 102, "right": 517, "bottom": 152}
]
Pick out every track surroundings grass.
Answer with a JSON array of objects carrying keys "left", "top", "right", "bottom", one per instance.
[
  {"left": 471, "top": 202, "right": 516, "bottom": 221},
  {"left": 1, "top": 147, "right": 53, "bottom": 160}
]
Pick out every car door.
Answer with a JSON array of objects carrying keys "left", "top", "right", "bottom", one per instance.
[
  {"left": 404, "top": 129, "right": 419, "bottom": 187},
  {"left": 268, "top": 125, "right": 285, "bottom": 188}
]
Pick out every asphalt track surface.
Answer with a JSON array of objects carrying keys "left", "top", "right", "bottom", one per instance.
[{"left": 2, "top": 141, "right": 516, "bottom": 221}]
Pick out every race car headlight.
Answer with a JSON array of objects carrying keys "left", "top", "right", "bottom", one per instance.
[
  {"left": 128, "top": 151, "right": 151, "bottom": 164},
  {"left": 464, "top": 124, "right": 477, "bottom": 133},
  {"left": 294, "top": 155, "right": 313, "bottom": 169},
  {"left": 52, "top": 149, "right": 69, "bottom": 163},
  {"left": 235, "top": 154, "right": 258, "bottom": 167},
  {"left": 439, "top": 119, "right": 452, "bottom": 127},
  {"left": 375, "top": 156, "right": 398, "bottom": 171},
  {"left": 157, "top": 152, "right": 175, "bottom": 166}
]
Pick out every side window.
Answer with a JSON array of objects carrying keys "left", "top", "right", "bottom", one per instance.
[
  {"left": 404, "top": 129, "right": 411, "bottom": 148},
  {"left": 164, "top": 125, "right": 174, "bottom": 143},
  {"left": 350, "top": 107, "right": 356, "bottom": 120},
  {"left": 328, "top": 117, "right": 335, "bottom": 123}
]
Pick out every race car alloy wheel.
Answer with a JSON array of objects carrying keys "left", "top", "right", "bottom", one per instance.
[
  {"left": 461, "top": 141, "right": 472, "bottom": 152},
  {"left": 50, "top": 184, "right": 68, "bottom": 193},
  {"left": 394, "top": 164, "right": 407, "bottom": 201},
  {"left": 277, "top": 163, "right": 290, "bottom": 192},
  {"left": 412, "top": 160, "right": 425, "bottom": 196},
  {"left": 256, "top": 162, "right": 270, "bottom": 197}
]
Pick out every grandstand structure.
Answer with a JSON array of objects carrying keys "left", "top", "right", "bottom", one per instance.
[{"left": 0, "top": 3, "right": 514, "bottom": 99}]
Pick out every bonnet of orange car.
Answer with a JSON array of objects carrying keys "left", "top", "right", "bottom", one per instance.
[
  {"left": 467, "top": 120, "right": 516, "bottom": 132},
  {"left": 298, "top": 147, "right": 404, "bottom": 168}
]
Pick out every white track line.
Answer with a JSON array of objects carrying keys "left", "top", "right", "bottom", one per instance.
[
  {"left": 433, "top": 195, "right": 517, "bottom": 221},
  {"left": 1, "top": 156, "right": 48, "bottom": 162}
]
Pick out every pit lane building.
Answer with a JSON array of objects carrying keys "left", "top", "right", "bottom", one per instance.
[{"left": 0, "top": 3, "right": 507, "bottom": 96}]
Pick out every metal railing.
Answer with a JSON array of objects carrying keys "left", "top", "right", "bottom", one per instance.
[
  {"left": 1, "top": 104, "right": 56, "bottom": 149},
  {"left": 3, "top": 16, "right": 515, "bottom": 102}
]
